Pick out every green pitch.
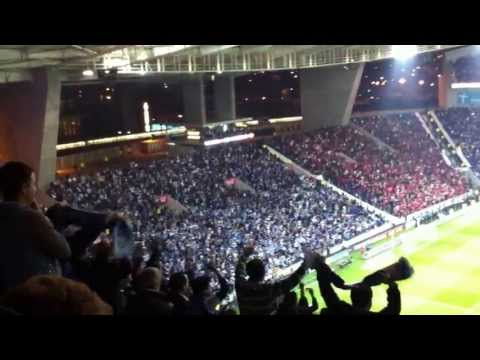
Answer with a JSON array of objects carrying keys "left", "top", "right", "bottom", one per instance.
[{"left": 298, "top": 204, "right": 480, "bottom": 315}]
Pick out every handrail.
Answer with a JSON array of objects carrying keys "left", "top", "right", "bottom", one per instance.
[
  {"left": 405, "top": 190, "right": 474, "bottom": 222},
  {"left": 351, "top": 124, "right": 397, "bottom": 154},
  {"left": 263, "top": 144, "right": 402, "bottom": 224},
  {"left": 428, "top": 110, "right": 473, "bottom": 169}
]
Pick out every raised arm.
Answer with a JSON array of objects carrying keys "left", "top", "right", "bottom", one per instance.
[
  {"left": 30, "top": 210, "right": 71, "bottom": 260},
  {"left": 272, "top": 262, "right": 307, "bottom": 297},
  {"left": 235, "top": 245, "right": 254, "bottom": 287},
  {"left": 313, "top": 255, "right": 349, "bottom": 311},
  {"left": 298, "top": 282, "right": 307, "bottom": 305},
  {"left": 209, "top": 265, "right": 231, "bottom": 301},
  {"left": 306, "top": 288, "right": 319, "bottom": 314},
  {"left": 146, "top": 242, "right": 161, "bottom": 269},
  {"left": 205, "top": 263, "right": 231, "bottom": 312},
  {"left": 378, "top": 282, "right": 401, "bottom": 315}
]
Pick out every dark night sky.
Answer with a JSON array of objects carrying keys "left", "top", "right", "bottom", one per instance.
[{"left": 59, "top": 53, "right": 445, "bottom": 143}]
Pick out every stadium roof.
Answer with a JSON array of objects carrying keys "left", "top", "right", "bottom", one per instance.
[{"left": 0, "top": 45, "right": 464, "bottom": 82}]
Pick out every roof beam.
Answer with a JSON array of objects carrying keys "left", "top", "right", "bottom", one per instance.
[
  {"left": 0, "top": 59, "right": 61, "bottom": 69},
  {"left": 239, "top": 45, "right": 274, "bottom": 53},
  {"left": 197, "top": 45, "right": 239, "bottom": 56},
  {"left": 0, "top": 70, "right": 32, "bottom": 83}
]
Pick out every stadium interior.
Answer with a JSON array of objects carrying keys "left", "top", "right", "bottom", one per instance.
[{"left": 1, "top": 44, "right": 480, "bottom": 315}]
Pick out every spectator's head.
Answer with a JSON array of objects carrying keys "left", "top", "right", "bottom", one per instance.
[
  {"left": 246, "top": 258, "right": 265, "bottom": 282},
  {"left": 0, "top": 275, "right": 113, "bottom": 315},
  {"left": 136, "top": 267, "right": 162, "bottom": 292},
  {"left": 169, "top": 272, "right": 190, "bottom": 295},
  {"left": 190, "top": 275, "right": 211, "bottom": 297},
  {"left": 0, "top": 161, "right": 36, "bottom": 204},
  {"left": 350, "top": 285, "right": 373, "bottom": 311},
  {"left": 93, "top": 239, "right": 113, "bottom": 260}
]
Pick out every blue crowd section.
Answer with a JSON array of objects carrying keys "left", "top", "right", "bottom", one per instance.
[{"left": 48, "top": 141, "right": 384, "bottom": 285}]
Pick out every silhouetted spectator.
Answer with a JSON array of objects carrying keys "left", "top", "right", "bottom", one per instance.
[
  {"left": 313, "top": 255, "right": 401, "bottom": 315},
  {"left": 277, "top": 291, "right": 298, "bottom": 315},
  {"left": 188, "top": 262, "right": 231, "bottom": 315},
  {"left": 125, "top": 267, "right": 172, "bottom": 315},
  {"left": 82, "top": 239, "right": 132, "bottom": 314},
  {"left": 235, "top": 245, "right": 311, "bottom": 315},
  {"left": 168, "top": 272, "right": 192, "bottom": 315}
]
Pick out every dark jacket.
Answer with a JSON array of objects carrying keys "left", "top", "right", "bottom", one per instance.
[
  {"left": 125, "top": 290, "right": 173, "bottom": 315},
  {"left": 188, "top": 274, "right": 231, "bottom": 315},
  {"left": 0, "top": 202, "right": 71, "bottom": 294},
  {"left": 168, "top": 292, "right": 191, "bottom": 315},
  {"left": 84, "top": 257, "right": 132, "bottom": 313}
]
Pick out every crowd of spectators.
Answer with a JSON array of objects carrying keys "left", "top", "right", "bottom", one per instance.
[
  {"left": 435, "top": 107, "right": 480, "bottom": 177},
  {"left": 268, "top": 113, "right": 466, "bottom": 217},
  {"left": 0, "top": 141, "right": 392, "bottom": 315},
  {"left": 47, "top": 142, "right": 384, "bottom": 288}
]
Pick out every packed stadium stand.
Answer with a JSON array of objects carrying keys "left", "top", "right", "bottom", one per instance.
[
  {"left": 47, "top": 142, "right": 385, "bottom": 286},
  {"left": 267, "top": 115, "right": 467, "bottom": 217},
  {"left": 3, "top": 45, "right": 480, "bottom": 316},
  {"left": 435, "top": 108, "right": 480, "bottom": 177}
]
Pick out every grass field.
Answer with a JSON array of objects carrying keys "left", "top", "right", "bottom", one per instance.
[{"left": 298, "top": 203, "right": 480, "bottom": 315}]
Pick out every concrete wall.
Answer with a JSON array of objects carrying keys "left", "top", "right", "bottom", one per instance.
[
  {"left": 182, "top": 76, "right": 206, "bottom": 126},
  {"left": 119, "top": 84, "right": 140, "bottom": 133},
  {"left": 214, "top": 75, "right": 236, "bottom": 122},
  {"left": 0, "top": 68, "right": 60, "bottom": 190},
  {"left": 300, "top": 63, "right": 365, "bottom": 131},
  {"left": 443, "top": 46, "right": 480, "bottom": 108},
  {"left": 0, "top": 104, "right": 15, "bottom": 161}
]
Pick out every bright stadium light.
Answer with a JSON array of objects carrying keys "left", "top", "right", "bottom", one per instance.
[
  {"left": 451, "top": 82, "right": 480, "bottom": 89},
  {"left": 82, "top": 69, "right": 94, "bottom": 77},
  {"left": 143, "top": 102, "right": 150, "bottom": 132},
  {"left": 391, "top": 45, "right": 417, "bottom": 61},
  {"left": 137, "top": 51, "right": 148, "bottom": 61}
]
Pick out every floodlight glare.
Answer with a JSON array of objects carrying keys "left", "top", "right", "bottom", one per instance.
[{"left": 392, "top": 45, "right": 417, "bottom": 61}]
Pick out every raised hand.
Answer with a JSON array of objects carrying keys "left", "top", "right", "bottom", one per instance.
[{"left": 207, "top": 258, "right": 217, "bottom": 272}]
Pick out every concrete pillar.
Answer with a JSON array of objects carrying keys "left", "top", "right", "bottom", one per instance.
[
  {"left": 441, "top": 60, "right": 456, "bottom": 108},
  {"left": 182, "top": 76, "right": 206, "bottom": 126},
  {"left": 119, "top": 84, "right": 140, "bottom": 133},
  {"left": 0, "top": 68, "right": 61, "bottom": 190},
  {"left": 214, "top": 75, "right": 236, "bottom": 122},
  {"left": 300, "top": 63, "right": 365, "bottom": 131}
]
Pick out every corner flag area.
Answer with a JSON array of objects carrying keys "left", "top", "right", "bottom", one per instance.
[{"left": 299, "top": 203, "right": 480, "bottom": 315}]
